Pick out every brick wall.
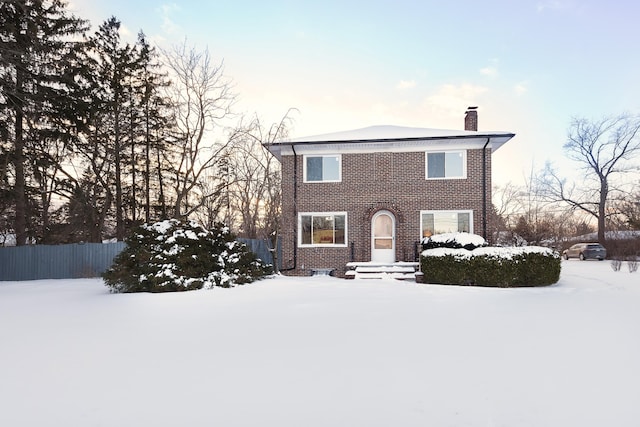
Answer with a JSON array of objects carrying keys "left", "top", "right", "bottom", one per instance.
[{"left": 280, "top": 148, "right": 492, "bottom": 277}]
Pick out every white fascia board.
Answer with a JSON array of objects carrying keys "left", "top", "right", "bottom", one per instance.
[{"left": 273, "top": 134, "right": 514, "bottom": 157}]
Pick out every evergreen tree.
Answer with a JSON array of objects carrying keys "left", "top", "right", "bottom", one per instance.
[
  {"left": 103, "top": 219, "right": 272, "bottom": 292},
  {"left": 83, "top": 17, "right": 141, "bottom": 240},
  {"left": 0, "top": 0, "right": 88, "bottom": 245},
  {"left": 68, "top": 19, "right": 173, "bottom": 241},
  {"left": 130, "top": 32, "right": 172, "bottom": 225}
]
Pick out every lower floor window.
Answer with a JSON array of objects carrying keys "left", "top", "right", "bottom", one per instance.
[
  {"left": 299, "top": 212, "right": 347, "bottom": 246},
  {"left": 421, "top": 210, "right": 472, "bottom": 238}
]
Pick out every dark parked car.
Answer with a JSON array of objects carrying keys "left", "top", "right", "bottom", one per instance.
[{"left": 562, "top": 243, "right": 606, "bottom": 260}]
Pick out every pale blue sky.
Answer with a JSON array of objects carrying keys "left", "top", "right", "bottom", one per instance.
[{"left": 69, "top": 0, "right": 640, "bottom": 186}]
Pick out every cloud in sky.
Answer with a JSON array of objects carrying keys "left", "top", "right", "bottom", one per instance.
[
  {"left": 480, "top": 67, "right": 498, "bottom": 77},
  {"left": 119, "top": 24, "right": 133, "bottom": 38},
  {"left": 424, "top": 83, "right": 489, "bottom": 119},
  {"left": 480, "top": 58, "right": 500, "bottom": 78},
  {"left": 536, "top": 1, "right": 571, "bottom": 12},
  {"left": 66, "top": 0, "right": 81, "bottom": 13},
  {"left": 159, "top": 3, "right": 181, "bottom": 34},
  {"left": 396, "top": 80, "right": 416, "bottom": 90},
  {"left": 514, "top": 82, "right": 529, "bottom": 96}
]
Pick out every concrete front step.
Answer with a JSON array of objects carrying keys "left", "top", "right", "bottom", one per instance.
[
  {"left": 346, "top": 261, "right": 419, "bottom": 269},
  {"left": 345, "top": 271, "right": 419, "bottom": 280},
  {"left": 354, "top": 265, "right": 416, "bottom": 274},
  {"left": 345, "top": 262, "right": 421, "bottom": 281}
]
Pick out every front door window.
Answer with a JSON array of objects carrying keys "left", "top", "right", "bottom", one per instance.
[{"left": 371, "top": 211, "right": 395, "bottom": 263}]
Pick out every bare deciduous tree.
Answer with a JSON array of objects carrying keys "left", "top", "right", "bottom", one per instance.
[
  {"left": 538, "top": 114, "right": 640, "bottom": 244},
  {"left": 163, "top": 41, "right": 235, "bottom": 219},
  {"left": 493, "top": 167, "right": 558, "bottom": 244},
  {"left": 611, "top": 184, "right": 640, "bottom": 230},
  {"left": 223, "top": 111, "right": 294, "bottom": 270}
]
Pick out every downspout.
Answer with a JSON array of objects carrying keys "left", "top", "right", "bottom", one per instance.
[
  {"left": 482, "top": 138, "right": 490, "bottom": 240},
  {"left": 280, "top": 144, "right": 298, "bottom": 271}
]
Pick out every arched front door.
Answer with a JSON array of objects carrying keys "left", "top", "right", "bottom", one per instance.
[{"left": 371, "top": 210, "right": 395, "bottom": 263}]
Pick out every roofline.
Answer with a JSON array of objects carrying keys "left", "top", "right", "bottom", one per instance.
[{"left": 267, "top": 132, "right": 516, "bottom": 147}]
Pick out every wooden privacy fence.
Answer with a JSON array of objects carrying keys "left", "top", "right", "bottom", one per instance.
[{"left": 0, "top": 239, "right": 280, "bottom": 281}]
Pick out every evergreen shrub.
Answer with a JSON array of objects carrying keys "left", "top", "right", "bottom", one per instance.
[
  {"left": 421, "top": 232, "right": 488, "bottom": 251},
  {"left": 421, "top": 246, "right": 561, "bottom": 287},
  {"left": 103, "top": 219, "right": 272, "bottom": 293}
]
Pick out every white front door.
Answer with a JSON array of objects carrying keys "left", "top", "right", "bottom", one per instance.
[{"left": 371, "top": 210, "right": 395, "bottom": 263}]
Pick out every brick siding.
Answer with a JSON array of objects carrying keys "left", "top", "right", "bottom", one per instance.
[{"left": 280, "top": 148, "right": 492, "bottom": 277}]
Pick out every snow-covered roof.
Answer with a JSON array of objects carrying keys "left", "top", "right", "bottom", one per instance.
[
  {"left": 289, "top": 125, "right": 506, "bottom": 142},
  {"left": 267, "top": 125, "right": 515, "bottom": 159}
]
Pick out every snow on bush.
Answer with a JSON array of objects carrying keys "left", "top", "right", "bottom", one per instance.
[
  {"left": 424, "top": 245, "right": 557, "bottom": 260},
  {"left": 421, "top": 232, "right": 488, "bottom": 251},
  {"left": 421, "top": 233, "right": 561, "bottom": 287},
  {"left": 103, "top": 219, "right": 271, "bottom": 293}
]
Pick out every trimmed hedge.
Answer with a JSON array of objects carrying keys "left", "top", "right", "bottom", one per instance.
[
  {"left": 421, "top": 247, "right": 561, "bottom": 287},
  {"left": 422, "top": 232, "right": 488, "bottom": 251}
]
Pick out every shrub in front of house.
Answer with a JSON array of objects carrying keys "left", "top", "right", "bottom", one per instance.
[
  {"left": 421, "top": 232, "right": 489, "bottom": 251},
  {"left": 103, "top": 219, "right": 272, "bottom": 293},
  {"left": 421, "top": 243, "right": 561, "bottom": 287}
]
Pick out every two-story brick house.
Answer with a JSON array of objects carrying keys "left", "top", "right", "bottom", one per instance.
[{"left": 267, "top": 108, "right": 515, "bottom": 277}]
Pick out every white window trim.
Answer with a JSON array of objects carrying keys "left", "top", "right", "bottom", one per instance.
[
  {"left": 303, "top": 154, "right": 342, "bottom": 183},
  {"left": 420, "top": 210, "right": 473, "bottom": 238},
  {"left": 425, "top": 150, "right": 467, "bottom": 180},
  {"left": 298, "top": 212, "right": 348, "bottom": 247}
]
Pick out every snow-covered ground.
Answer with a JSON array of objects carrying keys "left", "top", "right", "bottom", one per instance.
[{"left": 1, "top": 259, "right": 638, "bottom": 426}]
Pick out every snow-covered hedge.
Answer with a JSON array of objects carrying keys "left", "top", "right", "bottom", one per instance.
[
  {"left": 421, "top": 234, "right": 561, "bottom": 287},
  {"left": 421, "top": 232, "right": 488, "bottom": 251},
  {"left": 103, "top": 220, "right": 271, "bottom": 293}
]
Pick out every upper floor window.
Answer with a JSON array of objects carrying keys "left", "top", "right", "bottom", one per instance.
[
  {"left": 304, "top": 155, "right": 341, "bottom": 182},
  {"left": 299, "top": 212, "right": 347, "bottom": 246},
  {"left": 421, "top": 210, "right": 472, "bottom": 238},
  {"left": 425, "top": 150, "right": 466, "bottom": 179}
]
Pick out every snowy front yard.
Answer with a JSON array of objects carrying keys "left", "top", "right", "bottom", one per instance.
[{"left": 1, "top": 260, "right": 638, "bottom": 426}]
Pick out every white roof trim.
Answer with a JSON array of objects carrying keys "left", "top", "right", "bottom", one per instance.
[{"left": 266, "top": 125, "right": 515, "bottom": 159}]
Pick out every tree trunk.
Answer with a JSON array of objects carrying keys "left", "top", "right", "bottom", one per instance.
[
  {"left": 156, "top": 143, "right": 167, "bottom": 219},
  {"left": 598, "top": 178, "right": 608, "bottom": 244},
  {"left": 114, "top": 93, "right": 124, "bottom": 240},
  {"left": 40, "top": 187, "right": 50, "bottom": 244},
  {"left": 144, "top": 100, "right": 151, "bottom": 223},
  {"left": 130, "top": 106, "right": 136, "bottom": 225},
  {"left": 14, "top": 67, "right": 27, "bottom": 246}
]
